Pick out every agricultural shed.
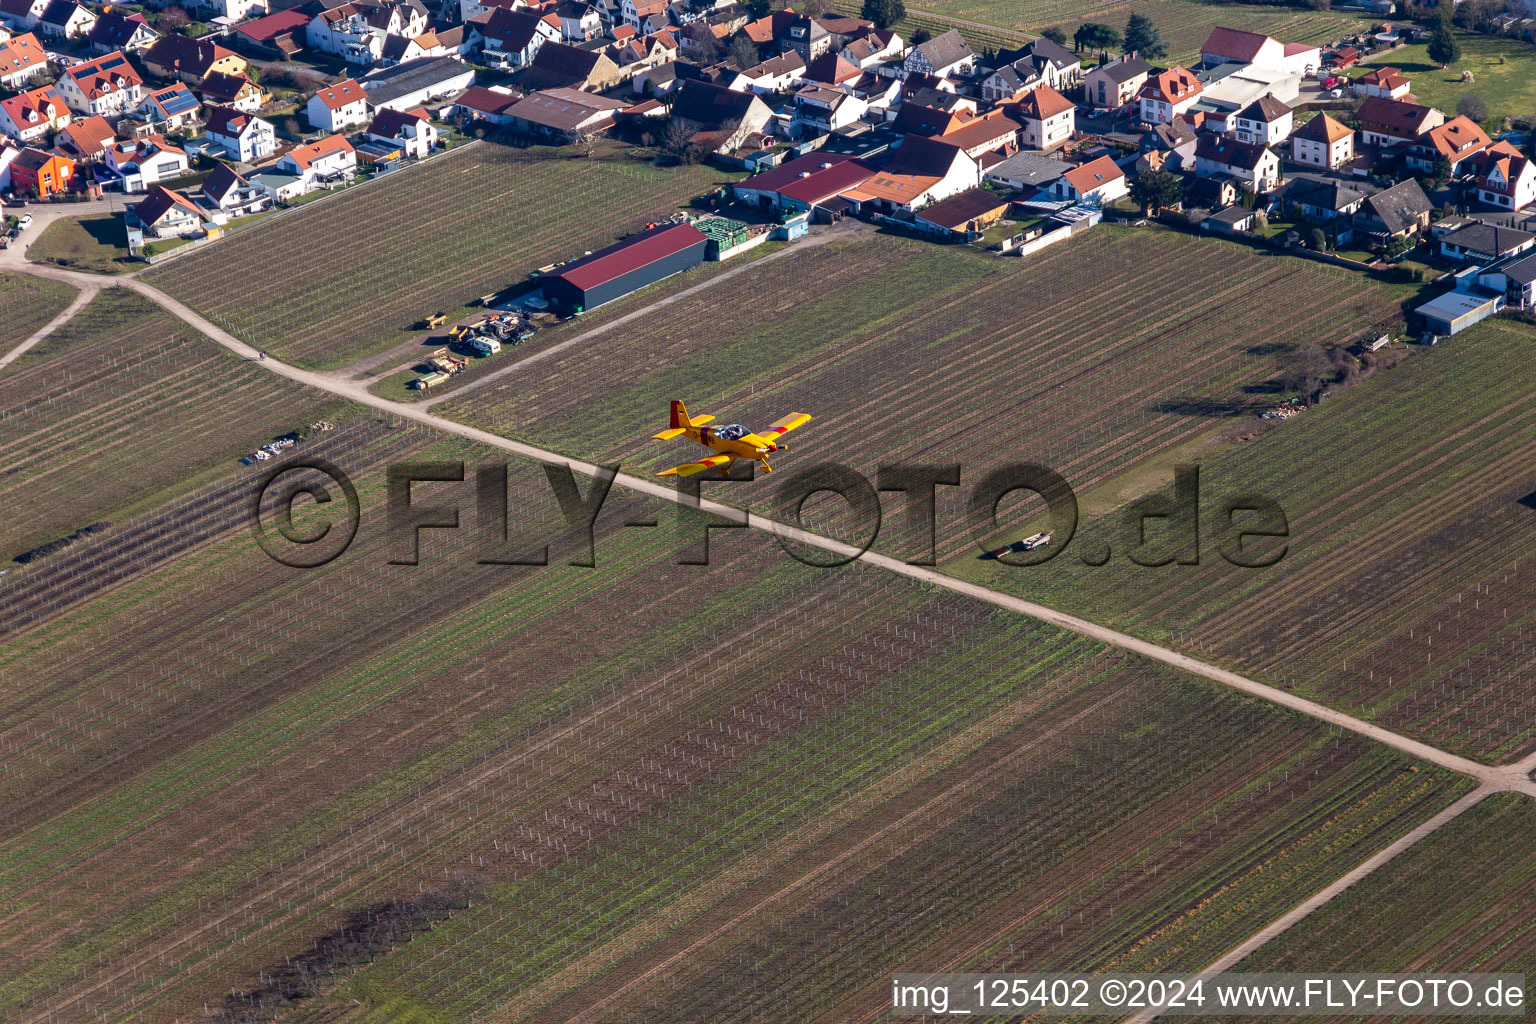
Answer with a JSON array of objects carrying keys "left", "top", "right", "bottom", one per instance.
[
  {"left": 361, "top": 56, "right": 475, "bottom": 112},
  {"left": 912, "top": 188, "right": 1011, "bottom": 237},
  {"left": 1416, "top": 284, "right": 1504, "bottom": 336},
  {"left": 539, "top": 222, "right": 708, "bottom": 312}
]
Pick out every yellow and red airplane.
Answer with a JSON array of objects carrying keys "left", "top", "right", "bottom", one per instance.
[{"left": 652, "top": 400, "right": 812, "bottom": 477}]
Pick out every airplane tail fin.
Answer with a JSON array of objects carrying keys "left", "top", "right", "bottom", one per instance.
[{"left": 670, "top": 400, "right": 690, "bottom": 430}]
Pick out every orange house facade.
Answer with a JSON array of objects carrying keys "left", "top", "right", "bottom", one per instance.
[{"left": 10, "top": 147, "right": 77, "bottom": 197}]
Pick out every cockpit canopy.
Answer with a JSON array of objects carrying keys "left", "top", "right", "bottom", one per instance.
[{"left": 714, "top": 424, "right": 748, "bottom": 441}]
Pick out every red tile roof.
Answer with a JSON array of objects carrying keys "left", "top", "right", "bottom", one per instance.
[
  {"left": 313, "top": 77, "right": 366, "bottom": 110},
  {"left": 546, "top": 222, "right": 707, "bottom": 290},
  {"left": 283, "top": 133, "right": 354, "bottom": 169},
  {"left": 1015, "top": 83, "right": 1073, "bottom": 120},
  {"left": 1062, "top": 154, "right": 1122, "bottom": 194}
]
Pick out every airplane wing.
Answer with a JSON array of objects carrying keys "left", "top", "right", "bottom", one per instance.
[
  {"left": 657, "top": 454, "right": 734, "bottom": 477},
  {"left": 760, "top": 413, "right": 812, "bottom": 440}
]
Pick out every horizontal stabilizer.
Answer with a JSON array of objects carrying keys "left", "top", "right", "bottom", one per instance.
[
  {"left": 652, "top": 427, "right": 686, "bottom": 440},
  {"left": 690, "top": 414, "right": 716, "bottom": 426}
]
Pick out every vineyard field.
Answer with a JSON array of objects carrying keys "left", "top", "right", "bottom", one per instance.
[
  {"left": 1235, "top": 793, "right": 1536, "bottom": 987},
  {"left": 442, "top": 229, "right": 1404, "bottom": 558},
  {"left": 142, "top": 144, "right": 738, "bottom": 371},
  {"left": 0, "top": 429, "right": 1471, "bottom": 1024},
  {"left": 0, "top": 288, "right": 351, "bottom": 562},
  {"left": 961, "top": 316, "right": 1536, "bottom": 763},
  {"left": 0, "top": 273, "right": 75, "bottom": 351}
]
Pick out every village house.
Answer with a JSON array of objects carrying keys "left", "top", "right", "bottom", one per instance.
[
  {"left": 1356, "top": 96, "right": 1443, "bottom": 150},
  {"left": 274, "top": 133, "right": 357, "bottom": 193},
  {"left": 1477, "top": 142, "right": 1536, "bottom": 210},
  {"left": 306, "top": 78, "right": 370, "bottom": 131},
  {"left": 620, "top": 0, "right": 670, "bottom": 36},
  {"left": 520, "top": 40, "right": 622, "bottom": 91},
  {"left": 840, "top": 28, "right": 901, "bottom": 68},
  {"left": 53, "top": 113, "right": 114, "bottom": 160},
  {"left": 57, "top": 51, "right": 143, "bottom": 117},
  {"left": 983, "top": 149, "right": 1065, "bottom": 192},
  {"left": 0, "top": 83, "right": 69, "bottom": 144},
  {"left": 472, "top": 7, "right": 560, "bottom": 66},
  {"left": 36, "top": 0, "right": 94, "bottom": 40},
  {"left": 801, "top": 52, "right": 862, "bottom": 91},
  {"left": 1194, "top": 134, "right": 1279, "bottom": 191},
  {"left": 1352, "top": 177, "right": 1432, "bottom": 245},
  {"left": 1473, "top": 250, "right": 1536, "bottom": 308},
  {"left": 203, "top": 104, "right": 275, "bottom": 162},
  {"left": 1138, "top": 67, "right": 1202, "bottom": 125},
  {"left": 142, "top": 36, "right": 246, "bottom": 85},
  {"left": 1137, "top": 118, "right": 1198, "bottom": 173},
  {"left": 0, "top": 31, "right": 48, "bottom": 89},
  {"left": 847, "top": 134, "right": 979, "bottom": 211},
  {"left": 1083, "top": 55, "right": 1149, "bottom": 111},
  {"left": 200, "top": 72, "right": 264, "bottom": 112},
  {"left": 1200, "top": 25, "right": 1319, "bottom": 75},
  {"left": 1229, "top": 94, "right": 1291, "bottom": 145},
  {"left": 1013, "top": 83, "right": 1074, "bottom": 150},
  {"left": 1356, "top": 65, "right": 1411, "bottom": 99},
  {"left": 980, "top": 57, "right": 1043, "bottom": 103},
  {"left": 552, "top": 1, "right": 602, "bottom": 41},
  {"left": 137, "top": 82, "right": 201, "bottom": 131},
  {"left": 1405, "top": 115, "right": 1490, "bottom": 175},
  {"left": 1290, "top": 112, "right": 1353, "bottom": 169},
  {"left": 791, "top": 83, "right": 867, "bottom": 136},
  {"left": 202, "top": 162, "right": 270, "bottom": 215},
  {"left": 937, "top": 108, "right": 1019, "bottom": 161},
  {"left": 363, "top": 106, "right": 436, "bottom": 157},
  {"left": 902, "top": 29, "right": 974, "bottom": 79},
  {"left": 0, "top": 0, "right": 46, "bottom": 32},
  {"left": 668, "top": 79, "right": 772, "bottom": 154},
  {"left": 1437, "top": 220, "right": 1536, "bottom": 263},
  {"left": 134, "top": 184, "right": 205, "bottom": 237},
  {"left": 104, "top": 133, "right": 188, "bottom": 192},
  {"left": 778, "top": 12, "right": 830, "bottom": 61},
  {"left": 86, "top": 11, "right": 155, "bottom": 54},
  {"left": 1280, "top": 178, "right": 1367, "bottom": 240},
  {"left": 1007, "top": 37, "right": 1081, "bottom": 89},
  {"left": 1052, "top": 153, "right": 1127, "bottom": 204},
  {"left": 731, "top": 51, "right": 805, "bottom": 94},
  {"left": 9, "top": 145, "right": 73, "bottom": 196}
]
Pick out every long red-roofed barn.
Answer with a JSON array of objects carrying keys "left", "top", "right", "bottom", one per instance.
[{"left": 538, "top": 222, "right": 709, "bottom": 312}]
